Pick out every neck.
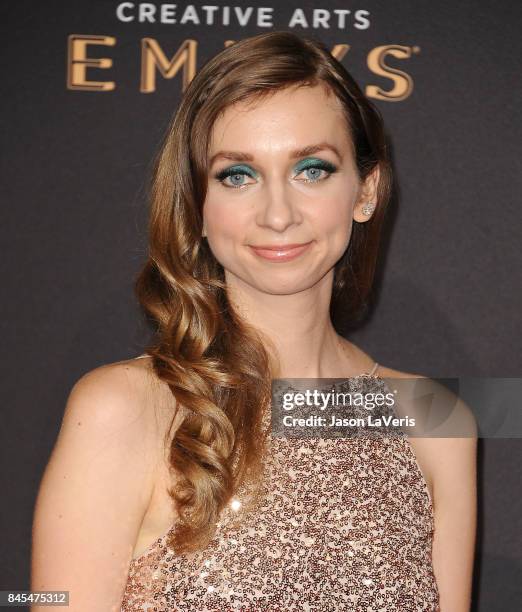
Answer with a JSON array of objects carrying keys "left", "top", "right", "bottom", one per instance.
[{"left": 225, "top": 271, "right": 367, "bottom": 379}]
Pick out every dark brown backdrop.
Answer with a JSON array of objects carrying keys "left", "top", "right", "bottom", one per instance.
[{"left": 1, "top": 1, "right": 521, "bottom": 609}]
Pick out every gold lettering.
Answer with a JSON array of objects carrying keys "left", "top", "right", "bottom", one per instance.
[
  {"left": 65, "top": 35, "right": 417, "bottom": 101},
  {"left": 140, "top": 38, "right": 197, "bottom": 93},
  {"left": 67, "top": 35, "right": 116, "bottom": 91},
  {"left": 330, "top": 44, "right": 350, "bottom": 62},
  {"left": 366, "top": 45, "right": 414, "bottom": 102}
]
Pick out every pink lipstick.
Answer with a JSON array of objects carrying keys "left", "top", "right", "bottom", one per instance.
[{"left": 248, "top": 241, "right": 313, "bottom": 262}]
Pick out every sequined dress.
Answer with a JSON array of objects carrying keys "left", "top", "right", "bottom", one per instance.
[{"left": 121, "top": 362, "right": 439, "bottom": 611}]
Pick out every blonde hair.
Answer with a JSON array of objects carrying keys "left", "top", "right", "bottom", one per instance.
[{"left": 135, "top": 31, "right": 393, "bottom": 554}]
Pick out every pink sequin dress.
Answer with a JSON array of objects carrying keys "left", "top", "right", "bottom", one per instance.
[{"left": 120, "top": 367, "right": 439, "bottom": 611}]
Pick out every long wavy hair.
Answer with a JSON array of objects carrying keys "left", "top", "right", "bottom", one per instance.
[{"left": 135, "top": 31, "right": 393, "bottom": 554}]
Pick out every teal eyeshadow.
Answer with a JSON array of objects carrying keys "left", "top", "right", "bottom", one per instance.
[
  {"left": 214, "top": 158, "right": 337, "bottom": 181},
  {"left": 215, "top": 164, "right": 258, "bottom": 180},
  {"left": 293, "top": 158, "right": 337, "bottom": 174}
]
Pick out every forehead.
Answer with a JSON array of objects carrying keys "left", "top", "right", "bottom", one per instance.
[{"left": 209, "top": 84, "right": 352, "bottom": 155}]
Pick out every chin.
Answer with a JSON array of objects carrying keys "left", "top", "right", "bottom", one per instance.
[
  {"left": 223, "top": 258, "right": 334, "bottom": 294},
  {"left": 246, "top": 271, "right": 326, "bottom": 296}
]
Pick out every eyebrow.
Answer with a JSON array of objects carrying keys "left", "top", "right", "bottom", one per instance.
[{"left": 208, "top": 142, "right": 342, "bottom": 167}]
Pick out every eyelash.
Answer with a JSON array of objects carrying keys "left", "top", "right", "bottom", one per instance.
[{"left": 214, "top": 160, "right": 337, "bottom": 190}]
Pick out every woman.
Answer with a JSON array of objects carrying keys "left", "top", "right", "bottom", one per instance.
[{"left": 31, "top": 32, "right": 476, "bottom": 611}]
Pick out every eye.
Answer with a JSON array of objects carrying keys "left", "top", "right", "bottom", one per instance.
[
  {"left": 213, "top": 158, "right": 338, "bottom": 190},
  {"left": 293, "top": 158, "right": 337, "bottom": 184},
  {"left": 214, "top": 165, "right": 257, "bottom": 190}
]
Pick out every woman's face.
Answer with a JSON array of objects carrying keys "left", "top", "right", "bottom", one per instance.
[{"left": 202, "top": 83, "right": 377, "bottom": 296}]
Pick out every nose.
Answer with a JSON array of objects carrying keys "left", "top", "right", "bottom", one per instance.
[{"left": 255, "top": 180, "right": 302, "bottom": 233}]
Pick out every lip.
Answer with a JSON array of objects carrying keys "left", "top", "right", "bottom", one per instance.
[{"left": 248, "top": 241, "right": 313, "bottom": 262}]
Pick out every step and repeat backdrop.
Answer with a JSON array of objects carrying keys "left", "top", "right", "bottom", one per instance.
[{"left": 2, "top": 1, "right": 521, "bottom": 609}]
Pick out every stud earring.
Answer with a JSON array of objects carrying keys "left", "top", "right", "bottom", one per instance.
[{"left": 361, "top": 202, "right": 375, "bottom": 216}]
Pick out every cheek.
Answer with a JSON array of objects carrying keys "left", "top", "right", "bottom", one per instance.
[
  {"left": 203, "top": 196, "right": 248, "bottom": 259},
  {"left": 311, "top": 193, "right": 354, "bottom": 249},
  {"left": 313, "top": 198, "right": 352, "bottom": 225}
]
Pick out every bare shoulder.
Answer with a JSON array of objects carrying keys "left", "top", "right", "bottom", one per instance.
[
  {"left": 67, "top": 355, "right": 176, "bottom": 434},
  {"left": 67, "top": 358, "right": 148, "bottom": 416},
  {"left": 375, "top": 364, "right": 477, "bottom": 514},
  {"left": 377, "top": 372, "right": 478, "bottom": 609},
  {"left": 31, "top": 355, "right": 177, "bottom": 608},
  {"left": 65, "top": 357, "right": 156, "bottom": 442},
  {"left": 376, "top": 364, "right": 478, "bottom": 435},
  {"left": 53, "top": 355, "right": 170, "bottom": 512}
]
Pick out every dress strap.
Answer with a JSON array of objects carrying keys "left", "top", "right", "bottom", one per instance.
[
  {"left": 368, "top": 361, "right": 379, "bottom": 376},
  {"left": 134, "top": 354, "right": 149, "bottom": 360}
]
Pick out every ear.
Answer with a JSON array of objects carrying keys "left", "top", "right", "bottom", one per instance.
[{"left": 353, "top": 165, "right": 380, "bottom": 223}]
